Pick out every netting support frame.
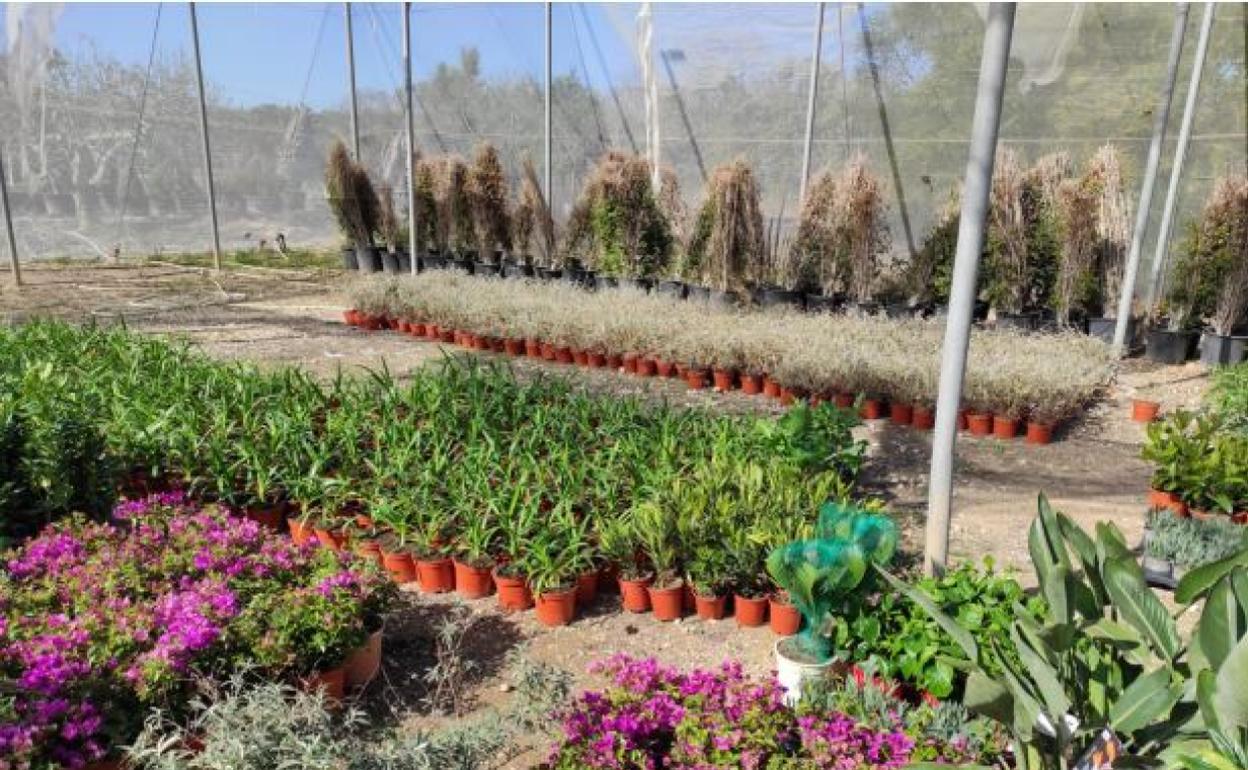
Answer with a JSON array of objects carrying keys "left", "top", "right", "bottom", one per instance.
[
  {"left": 925, "top": 2, "right": 1016, "bottom": 577},
  {"left": 0, "top": 146, "right": 20, "bottom": 288},
  {"left": 403, "top": 3, "right": 417, "bottom": 275},
  {"left": 798, "top": 2, "right": 826, "bottom": 206},
  {"left": 345, "top": 2, "right": 361, "bottom": 160},
  {"left": 189, "top": 1, "right": 222, "bottom": 270}
]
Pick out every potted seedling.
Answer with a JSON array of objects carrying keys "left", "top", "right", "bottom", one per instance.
[
  {"left": 727, "top": 527, "right": 769, "bottom": 628},
  {"left": 525, "top": 529, "right": 580, "bottom": 627},
  {"left": 599, "top": 515, "right": 652, "bottom": 613},
  {"left": 325, "top": 139, "right": 381, "bottom": 272},
  {"left": 765, "top": 501, "right": 898, "bottom": 703},
  {"left": 453, "top": 511, "right": 498, "bottom": 600},
  {"left": 635, "top": 501, "right": 684, "bottom": 622},
  {"left": 685, "top": 542, "right": 730, "bottom": 621},
  {"left": 411, "top": 503, "right": 455, "bottom": 594},
  {"left": 467, "top": 142, "right": 511, "bottom": 276}
]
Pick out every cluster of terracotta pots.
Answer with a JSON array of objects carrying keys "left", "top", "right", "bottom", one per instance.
[
  {"left": 1147, "top": 488, "right": 1248, "bottom": 524},
  {"left": 954, "top": 408, "right": 1057, "bottom": 445},
  {"left": 618, "top": 575, "right": 802, "bottom": 636}
]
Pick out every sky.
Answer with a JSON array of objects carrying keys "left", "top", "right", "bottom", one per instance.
[{"left": 0, "top": 2, "right": 851, "bottom": 110}]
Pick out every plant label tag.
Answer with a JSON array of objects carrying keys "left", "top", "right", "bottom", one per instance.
[{"left": 1073, "top": 728, "right": 1124, "bottom": 770}]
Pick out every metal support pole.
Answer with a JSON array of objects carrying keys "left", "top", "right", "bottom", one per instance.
[
  {"left": 925, "top": 2, "right": 1015, "bottom": 577},
  {"left": 189, "top": 2, "right": 221, "bottom": 270},
  {"left": 403, "top": 2, "right": 417, "bottom": 275},
  {"left": 1146, "top": 1, "right": 1216, "bottom": 313},
  {"left": 798, "top": 3, "right": 826, "bottom": 205},
  {"left": 1113, "top": 3, "right": 1189, "bottom": 353},
  {"left": 544, "top": 2, "right": 553, "bottom": 209},
  {"left": 659, "top": 50, "right": 708, "bottom": 184},
  {"left": 345, "top": 2, "right": 361, "bottom": 160},
  {"left": 0, "top": 146, "right": 20, "bottom": 288}
]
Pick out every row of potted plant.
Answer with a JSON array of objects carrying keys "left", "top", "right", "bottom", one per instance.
[
  {"left": 0, "top": 492, "right": 395, "bottom": 770},
  {"left": 348, "top": 271, "right": 1115, "bottom": 443},
  {"left": 1141, "top": 507, "right": 1248, "bottom": 587}
]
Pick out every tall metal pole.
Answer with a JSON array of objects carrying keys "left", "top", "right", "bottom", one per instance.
[
  {"left": 403, "top": 2, "right": 417, "bottom": 275},
  {"left": 0, "top": 147, "right": 21, "bottom": 288},
  {"left": 1145, "top": 1, "right": 1216, "bottom": 313},
  {"left": 189, "top": 2, "right": 221, "bottom": 270},
  {"left": 838, "top": 3, "right": 850, "bottom": 156},
  {"left": 924, "top": 2, "right": 1015, "bottom": 576},
  {"left": 544, "top": 2, "right": 553, "bottom": 208},
  {"left": 345, "top": 2, "right": 361, "bottom": 160},
  {"left": 798, "top": 3, "right": 826, "bottom": 206},
  {"left": 1112, "top": 3, "right": 1189, "bottom": 353}
]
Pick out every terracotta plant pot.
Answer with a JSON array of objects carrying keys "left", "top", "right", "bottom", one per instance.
[
  {"left": 833, "top": 392, "right": 855, "bottom": 409},
  {"left": 411, "top": 322, "right": 427, "bottom": 337},
  {"left": 301, "top": 665, "right": 346, "bottom": 704},
  {"left": 344, "top": 628, "right": 383, "bottom": 690},
  {"left": 535, "top": 588, "right": 578, "bottom": 627},
  {"left": 912, "top": 406, "right": 935, "bottom": 430},
  {"left": 1026, "top": 421, "right": 1054, "bottom": 445},
  {"left": 992, "top": 416, "right": 1020, "bottom": 439},
  {"left": 1147, "top": 488, "right": 1179, "bottom": 510},
  {"left": 694, "top": 592, "right": 727, "bottom": 620},
  {"left": 354, "top": 539, "right": 383, "bottom": 566},
  {"left": 502, "top": 338, "right": 523, "bottom": 356},
  {"left": 734, "top": 594, "right": 768, "bottom": 628},
  {"left": 682, "top": 583, "right": 696, "bottom": 612},
  {"left": 1191, "top": 509, "right": 1219, "bottom": 522},
  {"left": 1233, "top": 511, "right": 1248, "bottom": 525},
  {"left": 656, "top": 358, "right": 676, "bottom": 378},
  {"left": 957, "top": 408, "right": 970, "bottom": 431},
  {"left": 314, "top": 527, "right": 346, "bottom": 551},
  {"left": 740, "top": 373, "right": 763, "bottom": 395},
  {"left": 619, "top": 575, "right": 653, "bottom": 613},
  {"left": 684, "top": 368, "right": 710, "bottom": 390},
  {"left": 712, "top": 369, "right": 736, "bottom": 392},
  {"left": 541, "top": 342, "right": 556, "bottom": 361},
  {"left": 860, "top": 399, "right": 886, "bottom": 420},
  {"left": 425, "top": 324, "right": 440, "bottom": 340},
  {"left": 589, "top": 351, "right": 608, "bottom": 368},
  {"left": 288, "top": 517, "right": 315, "bottom": 546},
  {"left": 381, "top": 549, "right": 417, "bottom": 584},
  {"left": 417, "top": 558, "right": 455, "bottom": 593},
  {"left": 648, "top": 583, "right": 685, "bottom": 622},
  {"left": 889, "top": 403, "right": 913, "bottom": 426},
  {"left": 438, "top": 328, "right": 455, "bottom": 344},
  {"left": 622, "top": 353, "right": 639, "bottom": 374},
  {"left": 573, "top": 349, "right": 590, "bottom": 367},
  {"left": 769, "top": 596, "right": 802, "bottom": 636},
  {"left": 763, "top": 376, "right": 781, "bottom": 399},
  {"left": 607, "top": 353, "right": 624, "bottom": 370},
  {"left": 575, "top": 570, "right": 599, "bottom": 607},
  {"left": 525, "top": 338, "right": 542, "bottom": 358},
  {"left": 397, "top": 320, "right": 411, "bottom": 334},
  {"left": 343, "top": 309, "right": 358, "bottom": 326},
  {"left": 636, "top": 357, "right": 657, "bottom": 377},
  {"left": 555, "top": 346, "right": 574, "bottom": 364},
  {"left": 494, "top": 569, "right": 534, "bottom": 611},
  {"left": 967, "top": 412, "right": 993, "bottom": 436},
  {"left": 454, "top": 560, "right": 494, "bottom": 599},
  {"left": 1132, "top": 399, "right": 1161, "bottom": 423}
]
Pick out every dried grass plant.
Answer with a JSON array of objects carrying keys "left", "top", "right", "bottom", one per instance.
[
  {"left": 412, "top": 153, "right": 439, "bottom": 254},
  {"left": 325, "top": 140, "right": 379, "bottom": 248},
  {"left": 1207, "top": 174, "right": 1248, "bottom": 335},
  {"left": 987, "top": 148, "right": 1032, "bottom": 314},
  {"left": 432, "top": 155, "right": 474, "bottom": 255},
  {"left": 565, "top": 151, "right": 673, "bottom": 278},
  {"left": 834, "top": 155, "right": 890, "bottom": 304},
  {"left": 1053, "top": 178, "right": 1097, "bottom": 326},
  {"left": 377, "top": 183, "right": 401, "bottom": 254},
  {"left": 694, "top": 159, "right": 765, "bottom": 294},
  {"left": 467, "top": 143, "right": 511, "bottom": 259},
  {"left": 1086, "top": 145, "right": 1130, "bottom": 318}
]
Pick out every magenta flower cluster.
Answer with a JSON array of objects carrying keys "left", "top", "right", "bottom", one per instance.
[
  {"left": 1, "top": 493, "right": 390, "bottom": 770},
  {"left": 545, "top": 655, "right": 914, "bottom": 770}
]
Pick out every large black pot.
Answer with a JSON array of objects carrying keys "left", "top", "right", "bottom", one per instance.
[
  {"left": 537, "top": 267, "right": 562, "bottom": 281},
  {"left": 380, "top": 251, "right": 400, "bottom": 274},
  {"left": 617, "top": 277, "right": 652, "bottom": 293},
  {"left": 451, "top": 257, "right": 475, "bottom": 274},
  {"left": 883, "top": 301, "right": 915, "bottom": 319},
  {"left": 502, "top": 262, "right": 534, "bottom": 279},
  {"left": 994, "top": 312, "right": 1036, "bottom": 332},
  {"left": 1087, "top": 317, "right": 1135, "bottom": 345},
  {"left": 1200, "top": 331, "right": 1248, "bottom": 366},
  {"left": 355, "top": 245, "right": 380, "bottom": 274},
  {"left": 594, "top": 275, "right": 619, "bottom": 291},
  {"left": 804, "top": 293, "right": 840, "bottom": 314},
  {"left": 474, "top": 259, "right": 502, "bottom": 278},
  {"left": 396, "top": 250, "right": 412, "bottom": 274},
  {"left": 707, "top": 290, "right": 736, "bottom": 311},
  {"left": 423, "top": 250, "right": 447, "bottom": 270},
  {"left": 1146, "top": 327, "right": 1197, "bottom": 365},
  {"left": 656, "top": 280, "right": 687, "bottom": 300},
  {"left": 847, "top": 300, "right": 881, "bottom": 317},
  {"left": 341, "top": 248, "right": 358, "bottom": 271},
  {"left": 687, "top": 285, "right": 711, "bottom": 303},
  {"left": 755, "top": 285, "right": 804, "bottom": 310}
]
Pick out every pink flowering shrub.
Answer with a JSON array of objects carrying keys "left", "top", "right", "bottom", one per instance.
[
  {"left": 543, "top": 655, "right": 915, "bottom": 770},
  {"left": 0, "top": 492, "right": 394, "bottom": 769}
]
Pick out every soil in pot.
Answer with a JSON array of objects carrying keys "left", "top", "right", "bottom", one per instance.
[
  {"left": 648, "top": 581, "right": 685, "bottom": 622},
  {"left": 889, "top": 403, "right": 913, "bottom": 426},
  {"left": 344, "top": 627, "right": 383, "bottom": 690},
  {"left": 416, "top": 557, "right": 455, "bottom": 593},
  {"left": 494, "top": 568, "right": 534, "bottom": 611},
  {"left": 535, "top": 587, "right": 578, "bottom": 627},
  {"left": 734, "top": 594, "right": 768, "bottom": 627},
  {"left": 769, "top": 595, "right": 802, "bottom": 636},
  {"left": 454, "top": 559, "right": 495, "bottom": 599},
  {"left": 912, "top": 406, "right": 935, "bottom": 430},
  {"left": 992, "top": 416, "right": 1019, "bottom": 439},
  {"left": 1026, "top": 421, "right": 1054, "bottom": 445},
  {"left": 740, "top": 373, "right": 763, "bottom": 395},
  {"left": 619, "top": 574, "right": 653, "bottom": 613},
  {"left": 1132, "top": 399, "right": 1161, "bottom": 422},
  {"left": 694, "top": 592, "right": 727, "bottom": 620},
  {"left": 966, "top": 412, "right": 993, "bottom": 436}
]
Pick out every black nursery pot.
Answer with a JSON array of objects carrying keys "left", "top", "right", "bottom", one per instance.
[
  {"left": 707, "top": 289, "right": 736, "bottom": 311},
  {"left": 502, "top": 262, "right": 534, "bottom": 279},
  {"left": 687, "top": 285, "right": 711, "bottom": 303},
  {"left": 396, "top": 250, "right": 412, "bottom": 274},
  {"left": 1200, "top": 331, "right": 1248, "bottom": 366},
  {"left": 1087, "top": 317, "right": 1134, "bottom": 345},
  {"left": 423, "top": 250, "right": 447, "bottom": 270},
  {"left": 474, "top": 259, "right": 502, "bottom": 278},
  {"left": 755, "top": 286, "right": 804, "bottom": 310},
  {"left": 380, "top": 251, "right": 400, "bottom": 275},
  {"left": 341, "top": 247, "right": 359, "bottom": 271},
  {"left": 594, "top": 274, "right": 619, "bottom": 291},
  {"left": 355, "top": 245, "right": 380, "bottom": 274},
  {"left": 537, "top": 267, "right": 562, "bottom": 281},
  {"left": 994, "top": 312, "right": 1036, "bottom": 332},
  {"left": 803, "top": 293, "right": 840, "bottom": 314},
  {"left": 656, "top": 280, "right": 687, "bottom": 300},
  {"left": 617, "top": 277, "right": 652, "bottom": 293},
  {"left": 1146, "top": 327, "right": 1197, "bottom": 365},
  {"left": 451, "top": 256, "right": 475, "bottom": 274}
]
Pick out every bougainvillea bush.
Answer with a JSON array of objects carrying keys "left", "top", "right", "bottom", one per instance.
[
  {"left": 0, "top": 493, "right": 393, "bottom": 770},
  {"left": 543, "top": 655, "right": 922, "bottom": 770}
]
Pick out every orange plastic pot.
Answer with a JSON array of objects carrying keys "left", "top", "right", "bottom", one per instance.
[
  {"left": 301, "top": 665, "right": 346, "bottom": 705},
  {"left": 860, "top": 399, "right": 886, "bottom": 420},
  {"left": 541, "top": 342, "right": 556, "bottom": 361},
  {"left": 763, "top": 376, "right": 781, "bottom": 398},
  {"left": 834, "top": 392, "right": 855, "bottom": 409},
  {"left": 740, "top": 373, "right": 763, "bottom": 395},
  {"left": 1026, "top": 421, "right": 1054, "bottom": 445},
  {"left": 1233, "top": 511, "right": 1247, "bottom": 525},
  {"left": 425, "top": 323, "right": 440, "bottom": 340},
  {"left": 494, "top": 569, "right": 534, "bottom": 611},
  {"left": 454, "top": 560, "right": 494, "bottom": 599},
  {"left": 656, "top": 358, "right": 676, "bottom": 378},
  {"left": 314, "top": 527, "right": 346, "bottom": 551},
  {"left": 381, "top": 550, "right": 417, "bottom": 584},
  {"left": 288, "top": 517, "right": 315, "bottom": 546},
  {"left": 769, "top": 596, "right": 801, "bottom": 636},
  {"left": 575, "top": 570, "right": 599, "bottom": 606},
  {"left": 957, "top": 408, "right": 970, "bottom": 431},
  {"left": 636, "top": 357, "right": 657, "bottom": 377},
  {"left": 889, "top": 403, "right": 913, "bottom": 426},
  {"left": 684, "top": 368, "right": 710, "bottom": 390},
  {"left": 648, "top": 584, "right": 685, "bottom": 622},
  {"left": 354, "top": 539, "right": 383, "bottom": 566},
  {"left": 344, "top": 628, "right": 383, "bottom": 690},
  {"left": 1147, "top": 488, "right": 1179, "bottom": 510},
  {"left": 712, "top": 369, "right": 736, "bottom": 391},
  {"left": 555, "top": 346, "right": 574, "bottom": 364},
  {"left": 410, "top": 322, "right": 427, "bottom": 337},
  {"left": 912, "top": 406, "right": 935, "bottom": 430},
  {"left": 607, "top": 353, "right": 624, "bottom": 369},
  {"left": 589, "top": 352, "right": 608, "bottom": 368},
  {"left": 417, "top": 558, "right": 455, "bottom": 593},
  {"left": 734, "top": 595, "right": 768, "bottom": 628},
  {"left": 504, "top": 338, "right": 525, "bottom": 356},
  {"left": 438, "top": 328, "right": 455, "bottom": 344},
  {"left": 967, "top": 412, "right": 993, "bottom": 436},
  {"left": 535, "top": 588, "right": 577, "bottom": 627},
  {"left": 694, "top": 593, "right": 727, "bottom": 620},
  {"left": 573, "top": 349, "right": 591, "bottom": 367},
  {"left": 343, "top": 309, "right": 359, "bottom": 326},
  {"left": 622, "top": 353, "right": 639, "bottom": 373},
  {"left": 992, "top": 416, "right": 1019, "bottom": 439},
  {"left": 619, "top": 576, "right": 653, "bottom": 613},
  {"left": 525, "top": 338, "right": 542, "bottom": 358},
  {"left": 1132, "top": 399, "right": 1161, "bottom": 423}
]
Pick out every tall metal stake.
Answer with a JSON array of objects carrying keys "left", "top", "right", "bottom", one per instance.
[
  {"left": 345, "top": 3, "right": 361, "bottom": 159},
  {"left": 925, "top": 2, "right": 1015, "bottom": 576},
  {"left": 1146, "top": 1, "right": 1216, "bottom": 312},
  {"left": 0, "top": 146, "right": 20, "bottom": 288},
  {"left": 189, "top": 2, "right": 221, "bottom": 270},
  {"left": 544, "top": 2, "right": 553, "bottom": 209},
  {"left": 403, "top": 2, "right": 417, "bottom": 274},
  {"left": 798, "top": 3, "right": 826, "bottom": 206},
  {"left": 1113, "top": 3, "right": 1189, "bottom": 353}
]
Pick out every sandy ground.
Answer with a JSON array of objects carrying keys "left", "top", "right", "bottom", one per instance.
[{"left": 1, "top": 264, "right": 1213, "bottom": 763}]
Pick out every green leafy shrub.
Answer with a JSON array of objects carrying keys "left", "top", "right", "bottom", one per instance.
[{"left": 1145, "top": 509, "right": 1247, "bottom": 570}]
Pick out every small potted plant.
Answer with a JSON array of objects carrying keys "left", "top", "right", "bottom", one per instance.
[
  {"left": 765, "top": 501, "right": 898, "bottom": 703},
  {"left": 599, "top": 515, "right": 652, "bottom": 613},
  {"left": 411, "top": 505, "right": 454, "bottom": 594},
  {"left": 525, "top": 532, "right": 579, "bottom": 627},
  {"left": 685, "top": 159, "right": 763, "bottom": 309},
  {"left": 635, "top": 501, "right": 684, "bottom": 622},
  {"left": 467, "top": 142, "right": 511, "bottom": 276},
  {"left": 325, "top": 139, "right": 381, "bottom": 272},
  {"left": 453, "top": 511, "right": 497, "bottom": 600}
]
